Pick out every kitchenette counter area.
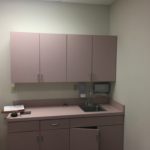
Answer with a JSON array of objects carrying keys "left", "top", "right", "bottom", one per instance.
[
  {"left": 6, "top": 102, "right": 124, "bottom": 122},
  {"left": 6, "top": 97, "right": 124, "bottom": 150}
]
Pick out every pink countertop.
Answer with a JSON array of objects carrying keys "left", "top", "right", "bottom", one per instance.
[{"left": 6, "top": 103, "right": 124, "bottom": 122}]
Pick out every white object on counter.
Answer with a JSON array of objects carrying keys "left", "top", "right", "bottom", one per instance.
[{"left": 4, "top": 105, "right": 24, "bottom": 112}]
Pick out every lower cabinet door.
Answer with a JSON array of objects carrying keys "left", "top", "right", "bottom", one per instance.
[
  {"left": 70, "top": 127, "right": 100, "bottom": 150},
  {"left": 40, "top": 129, "right": 69, "bottom": 150},
  {"left": 100, "top": 125, "right": 124, "bottom": 150},
  {"left": 8, "top": 132, "right": 39, "bottom": 150}
]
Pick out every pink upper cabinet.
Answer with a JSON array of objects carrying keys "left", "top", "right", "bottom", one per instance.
[
  {"left": 10, "top": 33, "right": 117, "bottom": 83},
  {"left": 67, "top": 35, "right": 92, "bottom": 82},
  {"left": 92, "top": 36, "right": 117, "bottom": 81},
  {"left": 11, "top": 32, "right": 40, "bottom": 83},
  {"left": 40, "top": 34, "right": 67, "bottom": 82}
]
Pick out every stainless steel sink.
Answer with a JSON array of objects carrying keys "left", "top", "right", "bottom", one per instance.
[{"left": 80, "top": 104, "right": 105, "bottom": 112}]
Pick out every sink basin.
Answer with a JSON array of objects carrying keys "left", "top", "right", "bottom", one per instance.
[{"left": 80, "top": 104, "right": 105, "bottom": 112}]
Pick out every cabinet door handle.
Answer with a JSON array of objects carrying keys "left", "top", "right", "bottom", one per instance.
[
  {"left": 36, "top": 135, "right": 40, "bottom": 143},
  {"left": 37, "top": 135, "right": 44, "bottom": 143},
  {"left": 92, "top": 73, "right": 95, "bottom": 81},
  {"left": 50, "top": 123, "right": 59, "bottom": 126},
  {"left": 88, "top": 73, "right": 93, "bottom": 81},
  {"left": 96, "top": 133, "right": 99, "bottom": 141},
  {"left": 40, "top": 74, "right": 43, "bottom": 82},
  {"left": 96, "top": 130, "right": 100, "bottom": 150},
  {"left": 41, "top": 136, "right": 44, "bottom": 142},
  {"left": 91, "top": 73, "right": 93, "bottom": 81},
  {"left": 37, "top": 74, "right": 40, "bottom": 82}
]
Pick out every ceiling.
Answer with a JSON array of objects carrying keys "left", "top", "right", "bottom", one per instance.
[{"left": 42, "top": 0, "right": 116, "bottom": 5}]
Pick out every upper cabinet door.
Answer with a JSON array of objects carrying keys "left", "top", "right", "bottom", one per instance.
[
  {"left": 67, "top": 35, "right": 92, "bottom": 82},
  {"left": 40, "top": 34, "right": 67, "bottom": 82},
  {"left": 11, "top": 32, "right": 40, "bottom": 83},
  {"left": 93, "top": 36, "right": 117, "bottom": 81}
]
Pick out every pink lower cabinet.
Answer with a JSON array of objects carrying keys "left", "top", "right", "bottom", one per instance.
[
  {"left": 70, "top": 127, "right": 100, "bottom": 150},
  {"left": 40, "top": 129, "right": 69, "bottom": 150},
  {"left": 70, "top": 126, "right": 123, "bottom": 150},
  {"left": 8, "top": 132, "right": 39, "bottom": 150},
  {"left": 7, "top": 116, "right": 124, "bottom": 150},
  {"left": 40, "top": 119, "right": 69, "bottom": 150},
  {"left": 100, "top": 125, "right": 123, "bottom": 150},
  {"left": 70, "top": 116, "right": 124, "bottom": 150},
  {"left": 7, "top": 121, "right": 40, "bottom": 150},
  {"left": 8, "top": 119, "right": 69, "bottom": 150}
]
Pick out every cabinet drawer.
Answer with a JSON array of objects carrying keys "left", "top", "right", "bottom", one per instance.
[
  {"left": 8, "top": 121, "right": 39, "bottom": 133},
  {"left": 70, "top": 116, "right": 124, "bottom": 127},
  {"left": 100, "top": 116, "right": 124, "bottom": 126},
  {"left": 40, "top": 119, "right": 69, "bottom": 130},
  {"left": 70, "top": 117, "right": 99, "bottom": 127}
]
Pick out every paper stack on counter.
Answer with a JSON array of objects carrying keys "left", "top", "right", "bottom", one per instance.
[{"left": 3, "top": 105, "right": 24, "bottom": 113}]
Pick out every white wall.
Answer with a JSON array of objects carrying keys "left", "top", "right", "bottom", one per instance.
[
  {"left": 110, "top": 0, "right": 150, "bottom": 150},
  {"left": 0, "top": 1, "right": 109, "bottom": 150}
]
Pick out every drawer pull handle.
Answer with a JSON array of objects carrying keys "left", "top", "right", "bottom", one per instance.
[
  {"left": 37, "top": 136, "right": 40, "bottom": 143},
  {"left": 50, "top": 123, "right": 59, "bottom": 126},
  {"left": 41, "top": 136, "right": 44, "bottom": 142},
  {"left": 37, "top": 74, "right": 40, "bottom": 82}
]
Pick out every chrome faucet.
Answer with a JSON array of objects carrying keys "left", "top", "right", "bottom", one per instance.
[{"left": 85, "top": 74, "right": 94, "bottom": 106}]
